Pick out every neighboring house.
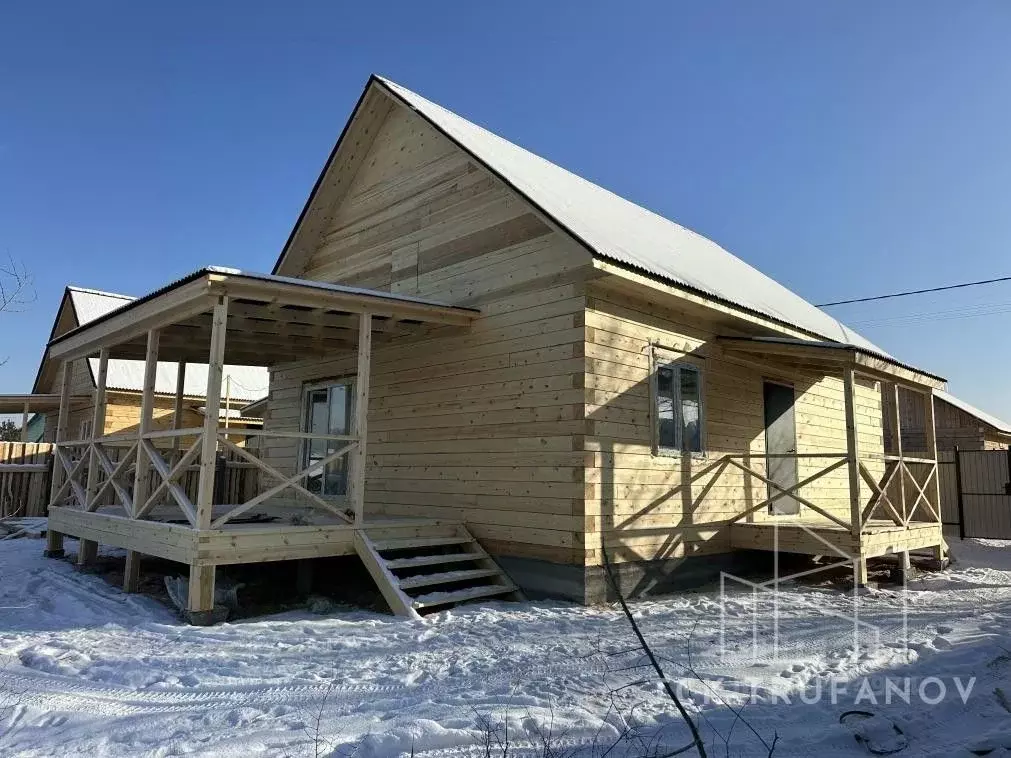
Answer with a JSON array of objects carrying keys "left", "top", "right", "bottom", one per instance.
[
  {"left": 42, "top": 76, "right": 949, "bottom": 622},
  {"left": 32, "top": 286, "right": 268, "bottom": 442},
  {"left": 886, "top": 388, "right": 1011, "bottom": 452}
]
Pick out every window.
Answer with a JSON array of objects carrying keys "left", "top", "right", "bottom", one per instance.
[
  {"left": 654, "top": 361, "right": 704, "bottom": 455},
  {"left": 301, "top": 379, "right": 354, "bottom": 498}
]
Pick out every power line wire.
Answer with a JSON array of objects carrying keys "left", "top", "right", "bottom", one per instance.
[{"left": 816, "top": 275, "right": 1011, "bottom": 307}]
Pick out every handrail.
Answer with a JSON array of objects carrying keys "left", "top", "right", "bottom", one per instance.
[{"left": 223, "top": 429, "right": 357, "bottom": 441}]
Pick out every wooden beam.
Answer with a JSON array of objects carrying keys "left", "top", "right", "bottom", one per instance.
[
  {"left": 187, "top": 563, "right": 215, "bottom": 613},
  {"left": 123, "top": 550, "right": 141, "bottom": 593},
  {"left": 20, "top": 397, "right": 29, "bottom": 442},
  {"left": 84, "top": 348, "right": 110, "bottom": 510},
  {"left": 890, "top": 382, "right": 907, "bottom": 522},
  {"left": 48, "top": 359, "right": 74, "bottom": 507},
  {"left": 132, "top": 331, "right": 160, "bottom": 518},
  {"left": 923, "top": 389, "right": 942, "bottom": 524},
  {"left": 196, "top": 298, "right": 227, "bottom": 529},
  {"left": 350, "top": 313, "right": 372, "bottom": 523},
  {"left": 171, "top": 361, "right": 186, "bottom": 463},
  {"left": 843, "top": 368, "right": 862, "bottom": 535}
]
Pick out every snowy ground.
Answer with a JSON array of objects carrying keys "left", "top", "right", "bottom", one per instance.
[{"left": 1, "top": 536, "right": 1011, "bottom": 757}]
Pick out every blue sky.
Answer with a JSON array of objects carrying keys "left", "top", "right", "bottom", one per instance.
[{"left": 2, "top": 2, "right": 1010, "bottom": 418}]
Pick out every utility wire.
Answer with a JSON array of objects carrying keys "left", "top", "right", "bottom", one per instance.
[{"left": 816, "top": 275, "right": 1011, "bottom": 307}]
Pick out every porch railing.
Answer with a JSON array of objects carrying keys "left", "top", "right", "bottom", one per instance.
[
  {"left": 656, "top": 451, "right": 944, "bottom": 537},
  {"left": 50, "top": 428, "right": 356, "bottom": 528}
]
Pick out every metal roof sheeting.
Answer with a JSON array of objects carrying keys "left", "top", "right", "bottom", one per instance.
[
  {"left": 66, "top": 286, "right": 268, "bottom": 401},
  {"left": 378, "top": 77, "right": 887, "bottom": 355}
]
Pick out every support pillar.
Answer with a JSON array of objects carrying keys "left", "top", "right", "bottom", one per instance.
[
  {"left": 196, "top": 298, "right": 228, "bottom": 530},
  {"left": 171, "top": 362, "right": 187, "bottom": 467},
  {"left": 77, "top": 537, "right": 98, "bottom": 570},
  {"left": 85, "top": 348, "right": 110, "bottom": 510},
  {"left": 132, "top": 331, "right": 160, "bottom": 517},
  {"left": 923, "top": 389, "right": 942, "bottom": 524},
  {"left": 20, "top": 397, "right": 29, "bottom": 443},
  {"left": 45, "top": 359, "right": 73, "bottom": 559},
  {"left": 186, "top": 564, "right": 222, "bottom": 625},
  {"left": 350, "top": 312, "right": 372, "bottom": 523},
  {"left": 123, "top": 550, "right": 141, "bottom": 592},
  {"left": 842, "top": 368, "right": 862, "bottom": 536},
  {"left": 889, "top": 382, "right": 906, "bottom": 522}
]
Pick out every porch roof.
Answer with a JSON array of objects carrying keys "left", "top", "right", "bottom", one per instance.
[
  {"left": 717, "top": 336, "right": 947, "bottom": 389},
  {"left": 47, "top": 267, "right": 479, "bottom": 366}
]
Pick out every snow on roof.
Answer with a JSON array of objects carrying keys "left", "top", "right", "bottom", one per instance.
[
  {"left": 934, "top": 389, "right": 1011, "bottom": 435},
  {"left": 66, "top": 287, "right": 269, "bottom": 401},
  {"left": 378, "top": 76, "right": 886, "bottom": 355}
]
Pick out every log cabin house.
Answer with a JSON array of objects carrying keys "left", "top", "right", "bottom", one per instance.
[{"left": 42, "top": 75, "right": 948, "bottom": 623}]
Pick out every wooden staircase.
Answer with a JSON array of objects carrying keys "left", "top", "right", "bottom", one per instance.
[{"left": 354, "top": 522, "right": 522, "bottom": 619}]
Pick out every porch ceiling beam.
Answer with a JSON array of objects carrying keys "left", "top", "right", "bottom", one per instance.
[
  {"left": 718, "top": 338, "right": 945, "bottom": 390},
  {"left": 48, "top": 279, "right": 218, "bottom": 362}
]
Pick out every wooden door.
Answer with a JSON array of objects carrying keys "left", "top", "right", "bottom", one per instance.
[{"left": 763, "top": 381, "right": 799, "bottom": 515}]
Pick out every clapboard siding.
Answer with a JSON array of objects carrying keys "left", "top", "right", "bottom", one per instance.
[
  {"left": 582, "top": 286, "right": 884, "bottom": 566},
  {"left": 269, "top": 100, "right": 592, "bottom": 563}
]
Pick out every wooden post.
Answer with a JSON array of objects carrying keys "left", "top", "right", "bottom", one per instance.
[
  {"left": 132, "top": 331, "right": 160, "bottom": 518},
  {"left": 350, "top": 313, "right": 372, "bottom": 524},
  {"left": 187, "top": 563, "right": 216, "bottom": 621},
  {"left": 84, "top": 348, "right": 110, "bottom": 510},
  {"left": 123, "top": 550, "right": 141, "bottom": 593},
  {"left": 954, "top": 445, "right": 966, "bottom": 540},
  {"left": 45, "top": 359, "right": 73, "bottom": 558},
  {"left": 196, "top": 298, "right": 228, "bottom": 530},
  {"left": 171, "top": 362, "right": 187, "bottom": 465},
  {"left": 889, "top": 382, "right": 906, "bottom": 522},
  {"left": 49, "top": 359, "right": 74, "bottom": 505},
  {"left": 923, "top": 389, "right": 941, "bottom": 524},
  {"left": 843, "top": 368, "right": 862, "bottom": 535},
  {"left": 20, "top": 398, "right": 29, "bottom": 442}
]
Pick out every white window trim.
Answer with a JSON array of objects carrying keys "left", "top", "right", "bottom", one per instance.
[
  {"left": 299, "top": 377, "right": 356, "bottom": 500},
  {"left": 650, "top": 350, "right": 706, "bottom": 458}
]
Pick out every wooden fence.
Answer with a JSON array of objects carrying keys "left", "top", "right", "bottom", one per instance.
[
  {"left": 0, "top": 442, "right": 53, "bottom": 518},
  {"left": 938, "top": 448, "right": 1011, "bottom": 539}
]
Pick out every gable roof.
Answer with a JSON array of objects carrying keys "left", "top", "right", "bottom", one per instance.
[
  {"left": 273, "top": 75, "right": 888, "bottom": 357},
  {"left": 34, "top": 285, "right": 269, "bottom": 401},
  {"left": 934, "top": 389, "right": 1011, "bottom": 435}
]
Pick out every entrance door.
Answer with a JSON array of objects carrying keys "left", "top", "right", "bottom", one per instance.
[{"left": 763, "top": 381, "right": 800, "bottom": 515}]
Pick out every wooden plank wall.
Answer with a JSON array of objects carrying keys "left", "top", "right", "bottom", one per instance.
[
  {"left": 0, "top": 442, "right": 52, "bottom": 517},
  {"left": 266, "top": 99, "right": 593, "bottom": 564},
  {"left": 582, "top": 285, "right": 885, "bottom": 566}
]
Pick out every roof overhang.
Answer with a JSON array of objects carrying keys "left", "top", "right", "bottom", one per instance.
[
  {"left": 717, "top": 336, "right": 947, "bottom": 390},
  {"left": 48, "top": 268, "right": 480, "bottom": 365},
  {"left": 0, "top": 394, "right": 91, "bottom": 414}
]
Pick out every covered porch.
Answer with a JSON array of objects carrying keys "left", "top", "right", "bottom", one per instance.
[
  {"left": 42, "top": 267, "right": 518, "bottom": 621},
  {"left": 716, "top": 336, "right": 948, "bottom": 582}
]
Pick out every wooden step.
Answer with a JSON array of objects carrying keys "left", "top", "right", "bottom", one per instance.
[
  {"left": 385, "top": 552, "right": 485, "bottom": 570},
  {"left": 397, "top": 568, "right": 502, "bottom": 590},
  {"left": 411, "top": 584, "right": 516, "bottom": 610},
  {"left": 370, "top": 535, "right": 473, "bottom": 552}
]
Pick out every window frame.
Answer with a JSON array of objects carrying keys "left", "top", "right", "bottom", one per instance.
[
  {"left": 650, "top": 352, "right": 706, "bottom": 458},
  {"left": 298, "top": 377, "right": 356, "bottom": 500}
]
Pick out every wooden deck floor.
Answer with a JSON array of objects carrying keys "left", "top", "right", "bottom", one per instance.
[
  {"left": 47, "top": 505, "right": 457, "bottom": 566},
  {"left": 730, "top": 518, "right": 944, "bottom": 559}
]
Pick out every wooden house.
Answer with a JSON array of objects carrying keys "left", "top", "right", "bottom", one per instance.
[
  {"left": 42, "top": 76, "right": 948, "bottom": 622},
  {"left": 886, "top": 388, "right": 1010, "bottom": 452}
]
